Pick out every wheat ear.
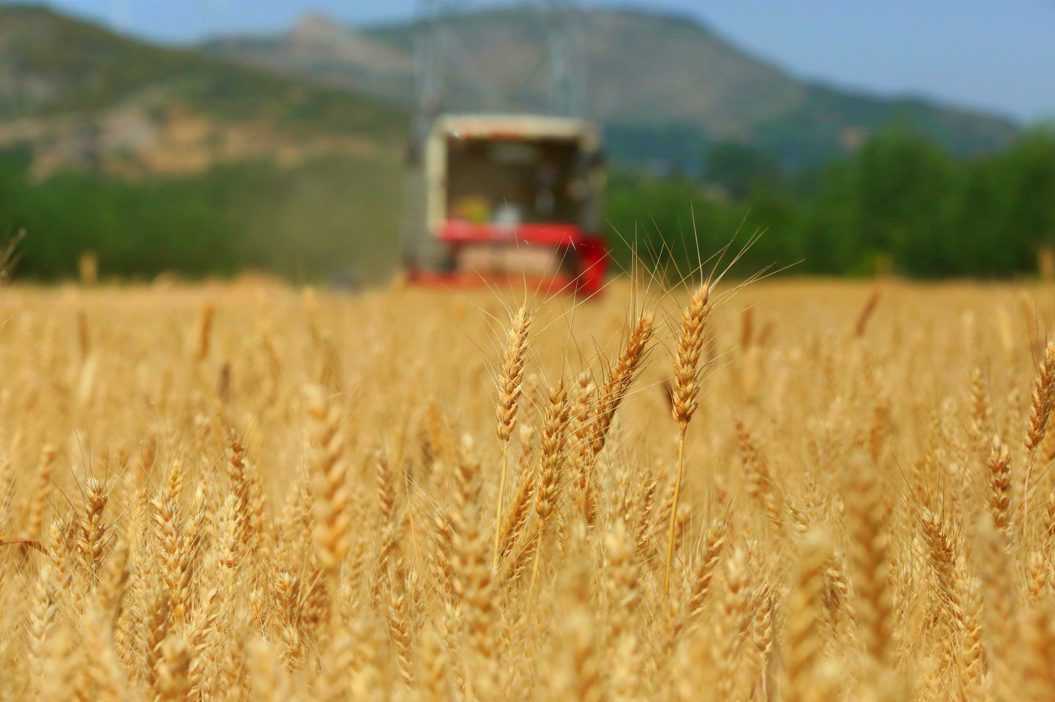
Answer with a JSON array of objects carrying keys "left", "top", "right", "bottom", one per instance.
[
  {"left": 583, "top": 311, "right": 654, "bottom": 517},
  {"left": 1024, "top": 339, "right": 1055, "bottom": 525},
  {"left": 665, "top": 283, "right": 710, "bottom": 596},
  {"left": 77, "top": 477, "right": 108, "bottom": 581},
  {"left": 846, "top": 460, "right": 893, "bottom": 666},
  {"left": 529, "top": 380, "right": 571, "bottom": 598},
  {"left": 786, "top": 528, "right": 833, "bottom": 702},
  {"left": 985, "top": 435, "right": 1013, "bottom": 536},
  {"left": 493, "top": 306, "right": 532, "bottom": 568},
  {"left": 305, "top": 385, "right": 351, "bottom": 591}
]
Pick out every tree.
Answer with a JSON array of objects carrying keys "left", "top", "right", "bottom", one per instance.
[
  {"left": 851, "top": 127, "right": 959, "bottom": 276},
  {"left": 704, "top": 142, "right": 783, "bottom": 200},
  {"left": 999, "top": 127, "right": 1055, "bottom": 257}
]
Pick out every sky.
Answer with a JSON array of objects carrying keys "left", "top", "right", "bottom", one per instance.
[{"left": 27, "top": 0, "right": 1055, "bottom": 123}]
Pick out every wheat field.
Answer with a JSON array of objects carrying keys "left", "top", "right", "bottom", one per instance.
[{"left": 1, "top": 276, "right": 1054, "bottom": 701}]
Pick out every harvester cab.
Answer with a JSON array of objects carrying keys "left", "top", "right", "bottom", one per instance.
[{"left": 402, "top": 113, "right": 609, "bottom": 295}]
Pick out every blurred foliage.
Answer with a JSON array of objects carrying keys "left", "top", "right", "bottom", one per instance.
[
  {"left": 0, "top": 148, "right": 402, "bottom": 283},
  {"left": 3, "top": 123, "right": 1055, "bottom": 284},
  {"left": 606, "top": 124, "right": 1055, "bottom": 279},
  {"left": 704, "top": 141, "right": 783, "bottom": 200}
]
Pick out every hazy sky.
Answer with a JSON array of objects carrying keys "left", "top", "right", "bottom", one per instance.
[{"left": 28, "top": 0, "right": 1055, "bottom": 123}]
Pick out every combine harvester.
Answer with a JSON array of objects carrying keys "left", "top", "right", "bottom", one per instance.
[{"left": 401, "top": 0, "right": 609, "bottom": 296}]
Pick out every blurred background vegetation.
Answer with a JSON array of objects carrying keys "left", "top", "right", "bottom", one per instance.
[
  {"left": 0, "top": 3, "right": 1053, "bottom": 283},
  {"left": 5, "top": 124, "right": 1053, "bottom": 282},
  {"left": 605, "top": 125, "right": 1055, "bottom": 279},
  {"left": 0, "top": 148, "right": 404, "bottom": 283}
]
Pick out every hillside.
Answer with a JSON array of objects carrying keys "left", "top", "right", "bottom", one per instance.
[
  {"left": 0, "top": 3, "right": 406, "bottom": 177},
  {"left": 0, "top": 3, "right": 407, "bottom": 280},
  {"left": 203, "top": 7, "right": 1019, "bottom": 169}
]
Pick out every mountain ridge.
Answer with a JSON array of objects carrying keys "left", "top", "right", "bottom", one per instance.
[
  {"left": 0, "top": 2, "right": 406, "bottom": 178},
  {"left": 203, "top": 5, "right": 1019, "bottom": 169}
]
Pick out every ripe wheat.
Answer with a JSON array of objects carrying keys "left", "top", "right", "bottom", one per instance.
[{"left": 0, "top": 278, "right": 1054, "bottom": 701}]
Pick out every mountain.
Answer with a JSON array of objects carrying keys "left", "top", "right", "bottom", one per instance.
[
  {"left": 203, "top": 7, "right": 1019, "bottom": 170},
  {"left": 0, "top": 3, "right": 408, "bottom": 280},
  {"left": 0, "top": 2, "right": 405, "bottom": 178}
]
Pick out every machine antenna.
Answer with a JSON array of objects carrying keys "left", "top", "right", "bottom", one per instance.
[{"left": 545, "top": 0, "right": 586, "bottom": 118}]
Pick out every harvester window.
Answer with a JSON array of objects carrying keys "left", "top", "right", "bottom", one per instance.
[{"left": 446, "top": 137, "right": 583, "bottom": 226}]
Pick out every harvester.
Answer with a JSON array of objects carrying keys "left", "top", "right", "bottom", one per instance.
[
  {"left": 402, "top": 113, "right": 608, "bottom": 295},
  {"left": 400, "top": 0, "right": 608, "bottom": 295}
]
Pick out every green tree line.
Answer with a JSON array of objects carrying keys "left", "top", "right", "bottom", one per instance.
[
  {"left": 606, "top": 125, "right": 1055, "bottom": 279},
  {"left": 0, "top": 147, "right": 401, "bottom": 282},
  {"left": 1, "top": 124, "right": 1053, "bottom": 282}
]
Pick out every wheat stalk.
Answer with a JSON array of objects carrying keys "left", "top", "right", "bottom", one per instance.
[
  {"left": 493, "top": 306, "right": 533, "bottom": 567},
  {"left": 665, "top": 283, "right": 710, "bottom": 596},
  {"left": 529, "top": 380, "right": 571, "bottom": 597}
]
